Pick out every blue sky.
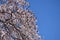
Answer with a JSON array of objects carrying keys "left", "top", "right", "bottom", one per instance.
[{"left": 28, "top": 0, "right": 60, "bottom": 40}]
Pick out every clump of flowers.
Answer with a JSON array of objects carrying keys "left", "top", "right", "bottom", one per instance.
[{"left": 0, "top": 0, "right": 41, "bottom": 40}]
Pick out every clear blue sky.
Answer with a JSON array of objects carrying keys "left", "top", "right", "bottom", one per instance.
[{"left": 28, "top": 0, "right": 60, "bottom": 40}]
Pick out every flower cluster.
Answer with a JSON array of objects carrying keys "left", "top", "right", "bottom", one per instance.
[{"left": 0, "top": 0, "right": 41, "bottom": 40}]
